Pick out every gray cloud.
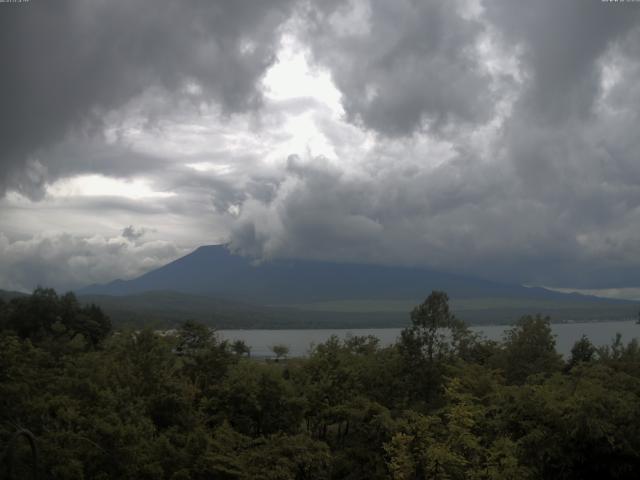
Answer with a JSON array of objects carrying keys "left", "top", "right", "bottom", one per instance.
[
  {"left": 0, "top": 0, "right": 296, "bottom": 198},
  {"left": 229, "top": 153, "right": 507, "bottom": 265},
  {"left": 227, "top": 0, "right": 640, "bottom": 288},
  {"left": 3, "top": 0, "right": 640, "bottom": 292},
  {"left": 483, "top": 0, "right": 640, "bottom": 124},
  {"left": 298, "top": 0, "right": 494, "bottom": 136},
  {"left": 0, "top": 231, "right": 185, "bottom": 292},
  {"left": 228, "top": 141, "right": 640, "bottom": 289},
  {"left": 121, "top": 225, "right": 147, "bottom": 242}
]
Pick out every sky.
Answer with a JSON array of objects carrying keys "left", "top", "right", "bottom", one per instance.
[{"left": 1, "top": 0, "right": 640, "bottom": 298}]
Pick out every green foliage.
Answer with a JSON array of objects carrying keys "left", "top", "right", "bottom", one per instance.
[
  {"left": 567, "top": 335, "right": 597, "bottom": 370},
  {"left": 210, "top": 361, "right": 304, "bottom": 436},
  {"left": 270, "top": 344, "right": 290, "bottom": 360},
  {"left": 497, "top": 314, "right": 563, "bottom": 384},
  {"left": 2, "top": 288, "right": 640, "bottom": 479},
  {"left": 1, "top": 287, "right": 111, "bottom": 349},
  {"left": 398, "top": 291, "right": 478, "bottom": 405},
  {"left": 231, "top": 339, "right": 251, "bottom": 357},
  {"left": 401, "top": 291, "right": 470, "bottom": 363}
]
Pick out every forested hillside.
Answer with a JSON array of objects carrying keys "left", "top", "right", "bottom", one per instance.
[{"left": 2, "top": 289, "right": 640, "bottom": 479}]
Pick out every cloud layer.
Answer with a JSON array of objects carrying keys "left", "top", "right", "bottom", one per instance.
[
  {"left": 0, "top": 231, "right": 184, "bottom": 292},
  {"left": 299, "top": 0, "right": 494, "bottom": 135},
  {"left": 0, "top": 0, "right": 295, "bottom": 198},
  {"left": 2, "top": 0, "right": 640, "bottom": 293}
]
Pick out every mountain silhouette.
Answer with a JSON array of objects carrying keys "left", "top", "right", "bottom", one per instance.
[{"left": 79, "top": 244, "right": 610, "bottom": 304}]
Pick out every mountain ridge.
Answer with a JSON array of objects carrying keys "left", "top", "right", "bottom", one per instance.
[
  {"left": 78, "top": 244, "right": 628, "bottom": 305},
  {"left": 3, "top": 246, "right": 635, "bottom": 328}
]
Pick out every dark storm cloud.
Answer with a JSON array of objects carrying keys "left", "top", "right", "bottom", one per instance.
[
  {"left": 0, "top": 0, "right": 296, "bottom": 198},
  {"left": 483, "top": 0, "right": 640, "bottom": 124},
  {"left": 228, "top": 142, "right": 640, "bottom": 289},
  {"left": 480, "top": 0, "right": 640, "bottom": 286},
  {"left": 37, "top": 135, "right": 173, "bottom": 182},
  {"left": 227, "top": 0, "right": 640, "bottom": 289},
  {"left": 3, "top": 0, "right": 640, "bottom": 292},
  {"left": 298, "top": 0, "right": 494, "bottom": 136},
  {"left": 230, "top": 153, "right": 497, "bottom": 265}
]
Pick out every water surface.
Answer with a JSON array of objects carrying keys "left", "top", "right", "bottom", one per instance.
[{"left": 219, "top": 321, "right": 640, "bottom": 358}]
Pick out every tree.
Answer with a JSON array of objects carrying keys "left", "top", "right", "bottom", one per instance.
[
  {"left": 400, "top": 291, "right": 470, "bottom": 363},
  {"left": 175, "top": 320, "right": 236, "bottom": 393},
  {"left": 1, "top": 288, "right": 111, "bottom": 349},
  {"left": 499, "top": 315, "right": 563, "bottom": 384},
  {"left": 175, "top": 320, "right": 215, "bottom": 355},
  {"left": 70, "top": 301, "right": 112, "bottom": 348},
  {"left": 5, "top": 287, "right": 60, "bottom": 340},
  {"left": 213, "top": 361, "right": 304, "bottom": 436},
  {"left": 398, "top": 291, "right": 472, "bottom": 404},
  {"left": 567, "top": 335, "right": 596, "bottom": 370},
  {"left": 0, "top": 297, "right": 7, "bottom": 330},
  {"left": 270, "top": 344, "right": 290, "bottom": 361},
  {"left": 231, "top": 339, "right": 251, "bottom": 358}
]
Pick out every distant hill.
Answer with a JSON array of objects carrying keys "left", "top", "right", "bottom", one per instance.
[
  {"left": 75, "top": 245, "right": 639, "bottom": 327},
  {"left": 0, "top": 289, "right": 29, "bottom": 302},
  {"left": 76, "top": 291, "right": 407, "bottom": 329}
]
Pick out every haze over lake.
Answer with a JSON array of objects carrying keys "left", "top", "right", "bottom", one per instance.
[{"left": 220, "top": 320, "right": 640, "bottom": 358}]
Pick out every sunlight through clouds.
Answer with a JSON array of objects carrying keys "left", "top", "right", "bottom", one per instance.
[
  {"left": 261, "top": 34, "right": 346, "bottom": 161},
  {"left": 46, "top": 175, "right": 176, "bottom": 200},
  {"left": 262, "top": 34, "right": 343, "bottom": 111}
]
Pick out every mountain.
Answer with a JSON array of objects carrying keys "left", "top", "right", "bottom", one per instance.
[
  {"left": 76, "top": 245, "right": 639, "bottom": 327},
  {"left": 79, "top": 245, "right": 594, "bottom": 302}
]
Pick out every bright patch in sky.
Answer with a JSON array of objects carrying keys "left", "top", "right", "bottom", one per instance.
[
  {"left": 186, "top": 162, "right": 234, "bottom": 175},
  {"left": 260, "top": 35, "right": 356, "bottom": 161},
  {"left": 262, "top": 35, "right": 342, "bottom": 111},
  {"left": 47, "top": 175, "right": 176, "bottom": 199}
]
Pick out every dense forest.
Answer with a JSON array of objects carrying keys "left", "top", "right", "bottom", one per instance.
[{"left": 2, "top": 288, "right": 640, "bottom": 479}]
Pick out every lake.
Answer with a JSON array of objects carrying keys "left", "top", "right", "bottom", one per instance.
[{"left": 219, "top": 320, "right": 640, "bottom": 358}]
